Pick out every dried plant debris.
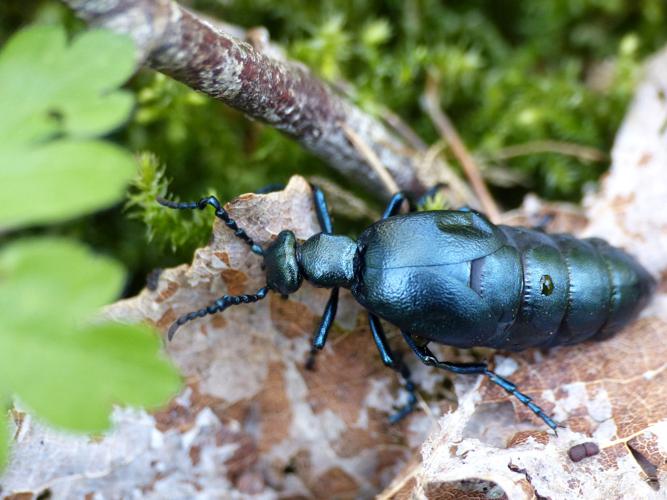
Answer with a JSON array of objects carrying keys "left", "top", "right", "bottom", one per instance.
[{"left": 3, "top": 48, "right": 667, "bottom": 500}]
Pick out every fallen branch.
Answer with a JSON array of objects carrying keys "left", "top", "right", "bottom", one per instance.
[{"left": 64, "top": 0, "right": 434, "bottom": 199}]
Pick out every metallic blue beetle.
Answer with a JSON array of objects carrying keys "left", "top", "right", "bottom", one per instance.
[{"left": 159, "top": 186, "right": 655, "bottom": 432}]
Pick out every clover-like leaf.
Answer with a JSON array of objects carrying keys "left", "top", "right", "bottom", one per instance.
[
  {"left": 0, "top": 25, "right": 137, "bottom": 229},
  {"left": 0, "top": 238, "right": 180, "bottom": 432}
]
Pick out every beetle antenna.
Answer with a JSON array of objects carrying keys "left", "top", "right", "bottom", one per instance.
[
  {"left": 157, "top": 195, "right": 264, "bottom": 255},
  {"left": 168, "top": 287, "right": 269, "bottom": 340}
]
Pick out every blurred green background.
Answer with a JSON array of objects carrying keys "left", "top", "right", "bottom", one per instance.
[{"left": 2, "top": 0, "right": 665, "bottom": 294}]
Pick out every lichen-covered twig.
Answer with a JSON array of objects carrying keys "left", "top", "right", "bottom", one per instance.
[{"left": 63, "top": 0, "right": 435, "bottom": 199}]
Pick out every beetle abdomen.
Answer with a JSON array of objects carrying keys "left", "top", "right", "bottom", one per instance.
[
  {"left": 586, "top": 238, "right": 655, "bottom": 340},
  {"left": 479, "top": 226, "right": 655, "bottom": 351}
]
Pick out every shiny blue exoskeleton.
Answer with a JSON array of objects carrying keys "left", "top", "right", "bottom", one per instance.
[{"left": 159, "top": 187, "right": 655, "bottom": 432}]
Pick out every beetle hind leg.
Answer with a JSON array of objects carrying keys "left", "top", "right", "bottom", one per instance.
[
  {"left": 401, "top": 332, "right": 559, "bottom": 433},
  {"left": 369, "top": 314, "right": 418, "bottom": 423}
]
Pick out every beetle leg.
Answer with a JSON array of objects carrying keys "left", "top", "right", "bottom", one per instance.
[
  {"left": 382, "top": 192, "right": 411, "bottom": 218},
  {"left": 254, "top": 183, "right": 286, "bottom": 194},
  {"left": 305, "top": 185, "right": 337, "bottom": 370},
  {"left": 387, "top": 184, "right": 448, "bottom": 212},
  {"left": 311, "top": 184, "right": 334, "bottom": 234},
  {"left": 369, "top": 314, "right": 418, "bottom": 423},
  {"left": 305, "top": 287, "right": 339, "bottom": 370},
  {"left": 401, "top": 332, "right": 559, "bottom": 433}
]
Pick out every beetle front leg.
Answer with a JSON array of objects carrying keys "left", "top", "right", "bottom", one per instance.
[
  {"left": 401, "top": 332, "right": 559, "bottom": 433},
  {"left": 369, "top": 314, "right": 418, "bottom": 423},
  {"left": 311, "top": 184, "right": 334, "bottom": 234},
  {"left": 305, "top": 184, "right": 337, "bottom": 370},
  {"left": 305, "top": 287, "right": 339, "bottom": 370}
]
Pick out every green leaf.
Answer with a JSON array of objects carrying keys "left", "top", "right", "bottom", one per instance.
[
  {"left": 0, "top": 25, "right": 136, "bottom": 144},
  {"left": 0, "top": 25, "right": 137, "bottom": 229},
  {"left": 0, "top": 140, "right": 136, "bottom": 229},
  {"left": 0, "top": 322, "right": 180, "bottom": 432},
  {"left": 0, "top": 238, "right": 125, "bottom": 329},
  {"left": 0, "top": 238, "right": 180, "bottom": 432}
]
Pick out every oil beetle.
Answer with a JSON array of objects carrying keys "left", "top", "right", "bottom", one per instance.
[{"left": 158, "top": 185, "right": 655, "bottom": 432}]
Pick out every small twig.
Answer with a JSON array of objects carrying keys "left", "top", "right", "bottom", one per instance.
[
  {"left": 422, "top": 75, "right": 501, "bottom": 222},
  {"left": 491, "top": 140, "right": 608, "bottom": 163},
  {"left": 379, "top": 106, "right": 428, "bottom": 152},
  {"left": 420, "top": 141, "right": 448, "bottom": 173},
  {"left": 416, "top": 141, "right": 480, "bottom": 209},
  {"left": 341, "top": 123, "right": 401, "bottom": 195}
]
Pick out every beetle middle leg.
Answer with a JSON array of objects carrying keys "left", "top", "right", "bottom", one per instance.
[
  {"left": 305, "top": 287, "right": 339, "bottom": 370},
  {"left": 362, "top": 192, "right": 420, "bottom": 419},
  {"left": 401, "top": 332, "right": 558, "bottom": 433},
  {"left": 369, "top": 314, "right": 418, "bottom": 423}
]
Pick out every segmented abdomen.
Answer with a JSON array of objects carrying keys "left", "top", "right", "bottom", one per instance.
[{"left": 471, "top": 226, "right": 655, "bottom": 351}]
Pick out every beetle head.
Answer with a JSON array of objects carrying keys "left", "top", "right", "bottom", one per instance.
[{"left": 264, "top": 230, "right": 302, "bottom": 295}]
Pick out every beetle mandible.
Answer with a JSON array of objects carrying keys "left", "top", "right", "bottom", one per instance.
[{"left": 158, "top": 185, "right": 655, "bottom": 432}]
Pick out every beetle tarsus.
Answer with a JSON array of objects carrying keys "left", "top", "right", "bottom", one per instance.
[
  {"left": 369, "top": 313, "right": 419, "bottom": 423},
  {"left": 388, "top": 367, "right": 418, "bottom": 423},
  {"left": 304, "top": 347, "right": 318, "bottom": 371}
]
